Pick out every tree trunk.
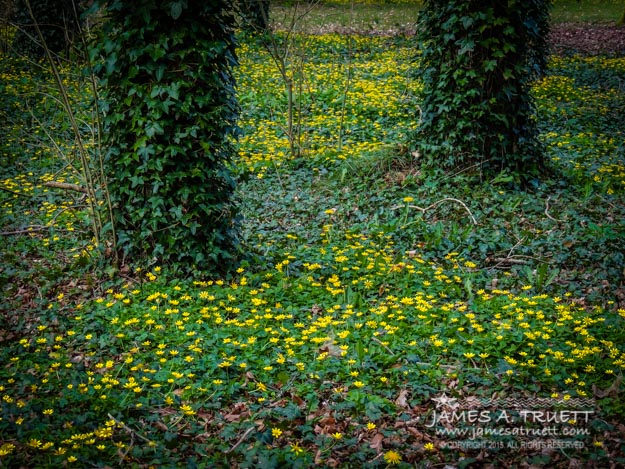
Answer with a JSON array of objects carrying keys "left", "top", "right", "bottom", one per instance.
[
  {"left": 413, "top": 0, "right": 551, "bottom": 179},
  {"left": 94, "top": 0, "right": 242, "bottom": 272}
]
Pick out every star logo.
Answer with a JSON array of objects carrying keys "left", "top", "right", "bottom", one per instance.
[{"left": 431, "top": 393, "right": 460, "bottom": 410}]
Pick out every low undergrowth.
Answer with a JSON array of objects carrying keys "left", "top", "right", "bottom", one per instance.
[{"left": 1, "top": 25, "right": 624, "bottom": 469}]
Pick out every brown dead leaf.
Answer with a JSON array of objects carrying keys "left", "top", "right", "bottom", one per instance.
[
  {"left": 243, "top": 371, "right": 256, "bottom": 386},
  {"left": 269, "top": 398, "right": 287, "bottom": 408},
  {"left": 70, "top": 354, "right": 84, "bottom": 363},
  {"left": 153, "top": 407, "right": 177, "bottom": 416},
  {"left": 319, "top": 339, "right": 342, "bottom": 357},
  {"left": 318, "top": 415, "right": 336, "bottom": 427},
  {"left": 592, "top": 375, "right": 622, "bottom": 398},
  {"left": 314, "top": 449, "right": 323, "bottom": 465},
  {"left": 222, "top": 402, "right": 249, "bottom": 423},
  {"left": 197, "top": 410, "right": 213, "bottom": 422},
  {"left": 369, "top": 432, "right": 384, "bottom": 451},
  {"left": 395, "top": 389, "right": 410, "bottom": 409},
  {"left": 568, "top": 459, "right": 584, "bottom": 469},
  {"left": 407, "top": 427, "right": 425, "bottom": 439},
  {"left": 193, "top": 432, "right": 212, "bottom": 442},
  {"left": 394, "top": 418, "right": 420, "bottom": 429},
  {"left": 153, "top": 421, "right": 169, "bottom": 432}
]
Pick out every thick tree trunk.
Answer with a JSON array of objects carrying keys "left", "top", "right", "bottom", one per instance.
[
  {"left": 95, "top": 0, "right": 241, "bottom": 272},
  {"left": 413, "top": 0, "right": 551, "bottom": 178}
]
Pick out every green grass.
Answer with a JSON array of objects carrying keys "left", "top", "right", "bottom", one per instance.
[
  {"left": 551, "top": 0, "right": 625, "bottom": 24},
  {"left": 1, "top": 8, "right": 625, "bottom": 468},
  {"left": 268, "top": 0, "right": 625, "bottom": 33},
  {"left": 270, "top": 3, "right": 421, "bottom": 34}
]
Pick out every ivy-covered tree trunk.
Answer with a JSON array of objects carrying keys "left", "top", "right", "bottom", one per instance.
[
  {"left": 94, "top": 0, "right": 241, "bottom": 272},
  {"left": 414, "top": 0, "right": 551, "bottom": 177}
]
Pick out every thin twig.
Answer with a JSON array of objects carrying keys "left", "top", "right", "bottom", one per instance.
[
  {"left": 78, "top": 11, "right": 118, "bottom": 261},
  {"left": 490, "top": 257, "right": 530, "bottom": 266},
  {"left": 337, "top": 9, "right": 353, "bottom": 152},
  {"left": 118, "top": 438, "right": 133, "bottom": 466},
  {"left": 225, "top": 426, "right": 255, "bottom": 454},
  {"left": 26, "top": 106, "right": 83, "bottom": 177},
  {"left": 426, "top": 198, "right": 477, "bottom": 224},
  {"left": 544, "top": 196, "right": 562, "bottom": 222},
  {"left": 412, "top": 361, "right": 460, "bottom": 371},
  {"left": 439, "top": 161, "right": 487, "bottom": 182},
  {"left": 371, "top": 337, "right": 394, "bottom": 356},
  {"left": 506, "top": 236, "right": 526, "bottom": 259},
  {"left": 1, "top": 226, "right": 47, "bottom": 236},
  {"left": 1, "top": 203, "right": 87, "bottom": 236},
  {"left": 392, "top": 197, "right": 478, "bottom": 225},
  {"left": 107, "top": 413, "right": 153, "bottom": 443},
  {"left": 25, "top": 0, "right": 102, "bottom": 243},
  {"left": 0, "top": 186, "right": 33, "bottom": 197}
]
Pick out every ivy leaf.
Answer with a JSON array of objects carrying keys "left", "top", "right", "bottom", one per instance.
[
  {"left": 458, "top": 39, "right": 475, "bottom": 55},
  {"left": 170, "top": 2, "right": 183, "bottom": 20},
  {"left": 483, "top": 59, "right": 497, "bottom": 72}
]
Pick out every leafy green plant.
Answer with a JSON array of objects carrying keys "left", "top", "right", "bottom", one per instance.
[
  {"left": 522, "top": 263, "right": 559, "bottom": 293},
  {"left": 2, "top": 8, "right": 625, "bottom": 466}
]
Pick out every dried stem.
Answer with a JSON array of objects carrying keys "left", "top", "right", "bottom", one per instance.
[{"left": 392, "top": 197, "right": 478, "bottom": 225}]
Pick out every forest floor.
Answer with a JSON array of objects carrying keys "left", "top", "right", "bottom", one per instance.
[{"left": 1, "top": 10, "right": 624, "bottom": 469}]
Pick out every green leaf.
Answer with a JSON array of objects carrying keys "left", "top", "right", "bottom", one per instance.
[
  {"left": 458, "top": 39, "right": 475, "bottom": 55},
  {"left": 277, "top": 371, "right": 289, "bottom": 385},
  {"left": 170, "top": 1, "right": 183, "bottom": 20},
  {"left": 356, "top": 341, "right": 365, "bottom": 363},
  {"left": 483, "top": 59, "right": 497, "bottom": 72}
]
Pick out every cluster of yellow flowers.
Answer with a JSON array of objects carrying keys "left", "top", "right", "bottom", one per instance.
[
  {"left": 235, "top": 35, "right": 419, "bottom": 176},
  {"left": 534, "top": 56, "right": 625, "bottom": 192},
  {"left": 1, "top": 30, "right": 624, "bottom": 466},
  {"left": 1, "top": 225, "right": 623, "bottom": 463}
]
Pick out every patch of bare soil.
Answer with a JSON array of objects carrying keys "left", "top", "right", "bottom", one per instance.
[{"left": 549, "top": 23, "right": 625, "bottom": 56}]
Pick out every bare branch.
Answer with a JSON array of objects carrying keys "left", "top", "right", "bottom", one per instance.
[
  {"left": 225, "top": 426, "right": 255, "bottom": 454},
  {"left": 43, "top": 181, "right": 87, "bottom": 193}
]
